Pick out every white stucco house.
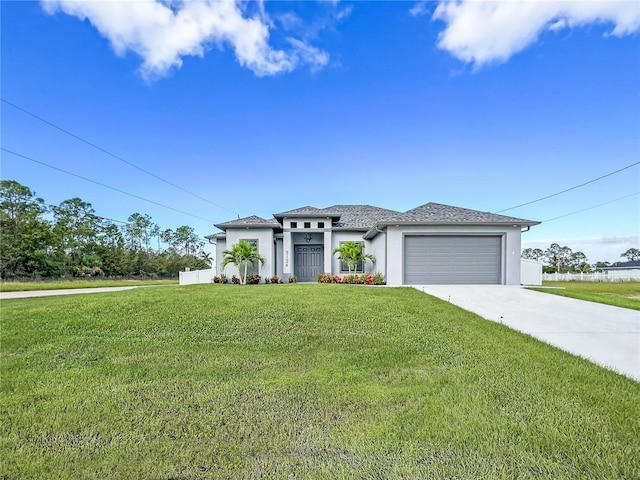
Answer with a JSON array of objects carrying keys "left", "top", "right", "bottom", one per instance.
[{"left": 207, "top": 202, "right": 539, "bottom": 285}]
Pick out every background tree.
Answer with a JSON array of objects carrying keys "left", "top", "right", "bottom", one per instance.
[
  {"left": 0, "top": 180, "right": 57, "bottom": 278},
  {"left": 221, "top": 240, "right": 265, "bottom": 285},
  {"left": 544, "top": 243, "right": 574, "bottom": 273},
  {"left": 621, "top": 248, "right": 640, "bottom": 262},
  {"left": 0, "top": 179, "right": 214, "bottom": 280},
  {"left": 125, "top": 213, "right": 154, "bottom": 252},
  {"left": 592, "top": 261, "right": 611, "bottom": 272},
  {"left": 521, "top": 248, "right": 544, "bottom": 261},
  {"left": 568, "top": 251, "right": 590, "bottom": 273},
  {"left": 52, "top": 198, "right": 102, "bottom": 271}
]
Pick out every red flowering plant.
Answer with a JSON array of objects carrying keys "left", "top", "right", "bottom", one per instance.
[{"left": 317, "top": 273, "right": 331, "bottom": 283}]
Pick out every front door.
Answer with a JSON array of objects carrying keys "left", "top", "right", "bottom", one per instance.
[{"left": 294, "top": 245, "right": 324, "bottom": 282}]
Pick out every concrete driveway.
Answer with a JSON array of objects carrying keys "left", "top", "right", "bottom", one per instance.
[
  {"left": 0, "top": 286, "right": 140, "bottom": 300},
  {"left": 415, "top": 285, "right": 640, "bottom": 382}
]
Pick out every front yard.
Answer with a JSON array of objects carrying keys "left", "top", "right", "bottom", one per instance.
[
  {"left": 2, "top": 285, "right": 638, "bottom": 478},
  {"left": 531, "top": 281, "right": 640, "bottom": 310}
]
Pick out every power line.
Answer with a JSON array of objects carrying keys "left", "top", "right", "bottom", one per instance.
[
  {"left": 2, "top": 147, "right": 217, "bottom": 224},
  {"left": 541, "top": 192, "right": 639, "bottom": 224},
  {"left": 1, "top": 98, "right": 239, "bottom": 217},
  {"left": 495, "top": 161, "right": 640, "bottom": 213}
]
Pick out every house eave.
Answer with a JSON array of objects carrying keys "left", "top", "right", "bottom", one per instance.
[
  {"left": 213, "top": 223, "right": 280, "bottom": 231},
  {"left": 273, "top": 213, "right": 341, "bottom": 221},
  {"left": 363, "top": 220, "right": 541, "bottom": 239}
]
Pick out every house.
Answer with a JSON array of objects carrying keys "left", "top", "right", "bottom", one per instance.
[
  {"left": 602, "top": 260, "right": 640, "bottom": 280},
  {"left": 206, "top": 202, "right": 540, "bottom": 285}
]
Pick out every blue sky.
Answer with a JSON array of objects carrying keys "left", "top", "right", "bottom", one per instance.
[{"left": 2, "top": 0, "right": 639, "bottom": 264}]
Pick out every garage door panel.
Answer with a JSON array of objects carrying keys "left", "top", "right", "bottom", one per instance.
[{"left": 404, "top": 236, "right": 501, "bottom": 284}]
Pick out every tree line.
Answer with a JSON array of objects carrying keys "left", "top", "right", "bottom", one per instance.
[
  {"left": 0, "top": 180, "right": 211, "bottom": 279},
  {"left": 522, "top": 244, "right": 639, "bottom": 274}
]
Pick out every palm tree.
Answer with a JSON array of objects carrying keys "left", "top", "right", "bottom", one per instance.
[
  {"left": 221, "top": 240, "right": 265, "bottom": 285},
  {"left": 332, "top": 241, "right": 375, "bottom": 275}
]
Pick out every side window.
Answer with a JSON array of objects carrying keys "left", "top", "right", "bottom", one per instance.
[
  {"left": 242, "top": 239, "right": 258, "bottom": 249},
  {"left": 290, "top": 222, "right": 297, "bottom": 228},
  {"left": 318, "top": 222, "right": 325, "bottom": 228},
  {"left": 304, "top": 222, "right": 311, "bottom": 229}
]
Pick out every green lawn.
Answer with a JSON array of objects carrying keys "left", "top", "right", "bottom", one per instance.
[
  {"left": 2, "top": 285, "right": 639, "bottom": 479},
  {"left": 530, "top": 281, "right": 640, "bottom": 310},
  {"left": 0, "top": 278, "right": 178, "bottom": 292}
]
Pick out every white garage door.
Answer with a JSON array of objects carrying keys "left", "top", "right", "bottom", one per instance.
[{"left": 404, "top": 236, "right": 501, "bottom": 284}]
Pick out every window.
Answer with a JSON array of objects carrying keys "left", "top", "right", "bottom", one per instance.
[
  {"left": 304, "top": 222, "right": 311, "bottom": 229},
  {"left": 290, "top": 222, "right": 297, "bottom": 228},
  {"left": 318, "top": 222, "right": 325, "bottom": 228},
  {"left": 339, "top": 241, "right": 365, "bottom": 273}
]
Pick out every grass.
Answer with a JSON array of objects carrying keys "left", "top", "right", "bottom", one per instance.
[
  {"left": 2, "top": 284, "right": 639, "bottom": 479},
  {"left": 0, "top": 278, "right": 177, "bottom": 292},
  {"left": 530, "top": 281, "right": 640, "bottom": 310}
]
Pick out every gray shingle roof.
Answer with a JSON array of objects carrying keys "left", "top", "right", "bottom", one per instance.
[
  {"left": 386, "top": 202, "right": 539, "bottom": 225},
  {"left": 210, "top": 203, "right": 539, "bottom": 238},
  {"left": 213, "top": 215, "right": 280, "bottom": 230},
  {"left": 323, "top": 205, "right": 401, "bottom": 230},
  {"left": 273, "top": 206, "right": 341, "bottom": 219}
]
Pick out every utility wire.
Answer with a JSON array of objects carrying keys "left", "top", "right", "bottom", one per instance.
[
  {"left": 2, "top": 148, "right": 217, "bottom": 224},
  {"left": 495, "top": 161, "right": 640, "bottom": 213},
  {"left": 541, "top": 192, "right": 639, "bottom": 223},
  {"left": 1, "top": 98, "right": 239, "bottom": 217}
]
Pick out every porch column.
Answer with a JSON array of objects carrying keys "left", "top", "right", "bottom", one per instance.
[
  {"left": 283, "top": 229, "right": 292, "bottom": 280},
  {"left": 324, "top": 229, "right": 332, "bottom": 274}
]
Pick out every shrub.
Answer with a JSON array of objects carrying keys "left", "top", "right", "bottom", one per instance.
[
  {"left": 231, "top": 275, "right": 240, "bottom": 285},
  {"left": 317, "top": 273, "right": 331, "bottom": 283},
  {"left": 264, "top": 277, "right": 271, "bottom": 284},
  {"left": 346, "top": 274, "right": 356, "bottom": 284},
  {"left": 271, "top": 275, "right": 280, "bottom": 284},
  {"left": 247, "top": 274, "right": 261, "bottom": 285},
  {"left": 332, "top": 275, "right": 342, "bottom": 284},
  {"left": 72, "top": 265, "right": 105, "bottom": 278},
  {"left": 220, "top": 274, "right": 229, "bottom": 284},
  {"left": 372, "top": 272, "right": 385, "bottom": 285},
  {"left": 212, "top": 276, "right": 220, "bottom": 283},
  {"left": 288, "top": 275, "right": 297, "bottom": 283}
]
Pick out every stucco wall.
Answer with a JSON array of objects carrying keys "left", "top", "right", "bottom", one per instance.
[
  {"left": 221, "top": 228, "right": 276, "bottom": 278},
  {"left": 385, "top": 225, "right": 523, "bottom": 285},
  {"left": 282, "top": 217, "right": 331, "bottom": 280},
  {"left": 275, "top": 238, "right": 284, "bottom": 279},
  {"left": 369, "top": 231, "right": 387, "bottom": 278},
  {"left": 331, "top": 232, "right": 375, "bottom": 274},
  {"left": 215, "top": 239, "right": 226, "bottom": 276}
]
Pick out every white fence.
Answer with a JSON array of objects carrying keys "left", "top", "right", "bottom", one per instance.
[
  {"left": 179, "top": 268, "right": 216, "bottom": 286},
  {"left": 521, "top": 259, "right": 542, "bottom": 286},
  {"left": 543, "top": 270, "right": 640, "bottom": 282}
]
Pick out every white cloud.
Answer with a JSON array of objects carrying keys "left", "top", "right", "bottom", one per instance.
[
  {"left": 41, "top": 0, "right": 329, "bottom": 79},
  {"left": 432, "top": 0, "right": 640, "bottom": 67},
  {"left": 410, "top": 1, "right": 430, "bottom": 17}
]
